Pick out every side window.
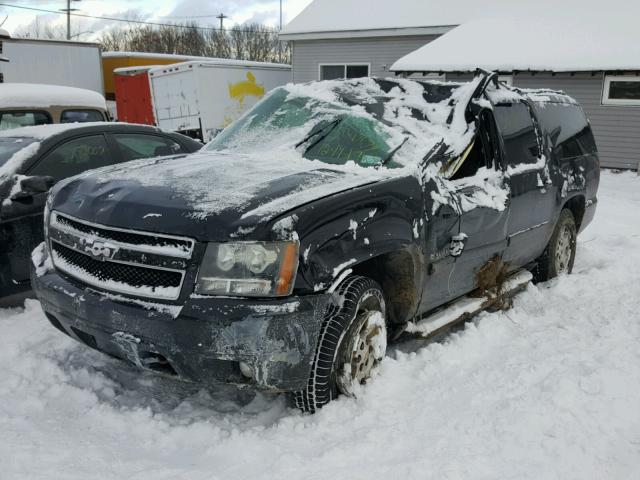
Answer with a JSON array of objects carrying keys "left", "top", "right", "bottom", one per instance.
[
  {"left": 532, "top": 103, "right": 596, "bottom": 160},
  {"left": 449, "top": 109, "right": 501, "bottom": 180},
  {"left": 493, "top": 102, "right": 540, "bottom": 166},
  {"left": 0, "top": 111, "right": 52, "bottom": 130},
  {"left": 320, "top": 64, "right": 370, "bottom": 80},
  {"left": 60, "top": 109, "right": 105, "bottom": 123},
  {"left": 112, "top": 133, "right": 183, "bottom": 161},
  {"left": 29, "top": 135, "right": 112, "bottom": 181}
]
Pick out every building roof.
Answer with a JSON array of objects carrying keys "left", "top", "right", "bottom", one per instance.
[
  {"left": 280, "top": 0, "right": 636, "bottom": 42},
  {"left": 391, "top": 15, "right": 640, "bottom": 73}
]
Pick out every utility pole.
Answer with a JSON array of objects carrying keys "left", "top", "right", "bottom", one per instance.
[
  {"left": 216, "top": 13, "right": 228, "bottom": 31},
  {"left": 60, "top": 0, "right": 81, "bottom": 40},
  {"left": 278, "top": 0, "right": 283, "bottom": 63}
]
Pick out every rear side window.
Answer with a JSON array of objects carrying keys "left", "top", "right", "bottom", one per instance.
[
  {"left": 493, "top": 102, "right": 540, "bottom": 166},
  {"left": 532, "top": 102, "right": 596, "bottom": 160},
  {"left": 0, "top": 111, "right": 51, "bottom": 130},
  {"left": 60, "top": 109, "right": 105, "bottom": 123},
  {"left": 112, "top": 133, "right": 183, "bottom": 161},
  {"left": 29, "top": 135, "right": 112, "bottom": 181}
]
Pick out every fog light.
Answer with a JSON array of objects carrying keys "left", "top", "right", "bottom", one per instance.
[{"left": 239, "top": 361, "right": 253, "bottom": 379}]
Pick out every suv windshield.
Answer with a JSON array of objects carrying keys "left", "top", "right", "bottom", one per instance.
[
  {"left": 206, "top": 88, "right": 396, "bottom": 168},
  {"left": 0, "top": 137, "right": 37, "bottom": 169}
]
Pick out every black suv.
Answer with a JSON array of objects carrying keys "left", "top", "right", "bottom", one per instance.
[{"left": 32, "top": 74, "right": 599, "bottom": 412}]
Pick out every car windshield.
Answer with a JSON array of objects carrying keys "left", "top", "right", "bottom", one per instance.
[
  {"left": 206, "top": 88, "right": 397, "bottom": 168},
  {"left": 0, "top": 137, "right": 37, "bottom": 169}
]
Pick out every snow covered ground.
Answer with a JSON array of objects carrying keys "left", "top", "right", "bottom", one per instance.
[{"left": 1, "top": 170, "right": 639, "bottom": 480}]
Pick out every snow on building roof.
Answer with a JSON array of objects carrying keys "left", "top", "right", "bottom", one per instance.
[
  {"left": 391, "top": 15, "right": 640, "bottom": 73},
  {"left": 280, "top": 0, "right": 638, "bottom": 41},
  {"left": 0, "top": 84, "right": 107, "bottom": 110}
]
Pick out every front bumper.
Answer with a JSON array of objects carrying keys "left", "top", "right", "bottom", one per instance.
[{"left": 32, "top": 266, "right": 330, "bottom": 392}]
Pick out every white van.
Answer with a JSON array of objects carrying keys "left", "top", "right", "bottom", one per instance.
[{"left": 0, "top": 83, "right": 109, "bottom": 131}]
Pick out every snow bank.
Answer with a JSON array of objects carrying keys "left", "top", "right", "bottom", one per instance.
[
  {"left": 0, "top": 83, "right": 106, "bottom": 110},
  {"left": 0, "top": 171, "right": 638, "bottom": 479}
]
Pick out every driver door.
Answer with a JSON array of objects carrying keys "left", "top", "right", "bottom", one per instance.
[{"left": 420, "top": 110, "right": 510, "bottom": 312}]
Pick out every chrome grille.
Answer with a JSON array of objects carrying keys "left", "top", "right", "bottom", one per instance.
[{"left": 48, "top": 211, "right": 195, "bottom": 300}]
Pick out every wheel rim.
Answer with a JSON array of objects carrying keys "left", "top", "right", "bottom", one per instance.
[
  {"left": 555, "top": 224, "right": 573, "bottom": 274},
  {"left": 337, "top": 304, "right": 387, "bottom": 397}
]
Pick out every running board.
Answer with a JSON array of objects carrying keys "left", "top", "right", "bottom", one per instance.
[{"left": 404, "top": 270, "right": 533, "bottom": 340}]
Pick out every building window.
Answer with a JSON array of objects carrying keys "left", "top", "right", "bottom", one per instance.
[
  {"left": 319, "top": 63, "right": 370, "bottom": 81},
  {"left": 498, "top": 75, "right": 513, "bottom": 86},
  {"left": 602, "top": 75, "right": 640, "bottom": 105}
]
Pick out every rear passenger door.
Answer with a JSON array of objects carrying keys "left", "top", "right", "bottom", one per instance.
[
  {"left": 494, "top": 101, "right": 554, "bottom": 268},
  {"left": 109, "top": 133, "right": 185, "bottom": 161}
]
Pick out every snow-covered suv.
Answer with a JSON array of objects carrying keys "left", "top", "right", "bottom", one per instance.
[{"left": 32, "top": 73, "right": 599, "bottom": 412}]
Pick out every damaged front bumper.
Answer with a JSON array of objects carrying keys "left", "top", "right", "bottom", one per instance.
[{"left": 31, "top": 261, "right": 331, "bottom": 392}]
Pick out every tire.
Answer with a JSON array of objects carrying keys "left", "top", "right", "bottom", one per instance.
[
  {"left": 290, "top": 275, "right": 387, "bottom": 413},
  {"left": 533, "top": 208, "right": 577, "bottom": 282}
]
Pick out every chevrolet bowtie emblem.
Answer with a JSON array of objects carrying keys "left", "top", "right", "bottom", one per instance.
[{"left": 82, "top": 239, "right": 119, "bottom": 261}]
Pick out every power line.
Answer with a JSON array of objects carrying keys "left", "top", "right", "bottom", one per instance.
[{"left": 0, "top": 3, "right": 276, "bottom": 33}]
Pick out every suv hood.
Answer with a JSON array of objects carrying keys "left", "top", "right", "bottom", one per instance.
[{"left": 50, "top": 151, "right": 389, "bottom": 240}]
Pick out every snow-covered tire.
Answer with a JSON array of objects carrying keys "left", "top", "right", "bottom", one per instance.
[
  {"left": 533, "top": 208, "right": 577, "bottom": 282},
  {"left": 290, "top": 276, "right": 387, "bottom": 413}
]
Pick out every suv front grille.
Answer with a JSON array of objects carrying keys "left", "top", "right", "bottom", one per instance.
[
  {"left": 48, "top": 211, "right": 195, "bottom": 301},
  {"left": 53, "top": 213, "right": 193, "bottom": 254}
]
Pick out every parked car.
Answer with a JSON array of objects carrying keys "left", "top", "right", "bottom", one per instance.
[
  {"left": 0, "top": 84, "right": 110, "bottom": 131},
  {"left": 0, "top": 122, "right": 202, "bottom": 303},
  {"left": 32, "top": 74, "right": 599, "bottom": 412}
]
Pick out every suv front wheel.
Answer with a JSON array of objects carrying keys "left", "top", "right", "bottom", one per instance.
[{"left": 290, "top": 275, "right": 387, "bottom": 413}]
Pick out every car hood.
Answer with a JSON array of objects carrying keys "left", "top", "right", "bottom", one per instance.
[{"left": 50, "top": 151, "right": 389, "bottom": 241}]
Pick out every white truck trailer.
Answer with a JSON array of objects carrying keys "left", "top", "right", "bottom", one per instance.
[
  {"left": 149, "top": 60, "right": 291, "bottom": 142},
  {"left": 0, "top": 33, "right": 103, "bottom": 94}
]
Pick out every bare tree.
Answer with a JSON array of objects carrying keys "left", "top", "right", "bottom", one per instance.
[{"left": 97, "top": 21, "right": 290, "bottom": 63}]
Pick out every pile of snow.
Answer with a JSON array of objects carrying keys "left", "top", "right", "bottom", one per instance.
[
  {"left": 0, "top": 170, "right": 638, "bottom": 478},
  {"left": 391, "top": 16, "right": 640, "bottom": 73},
  {"left": 0, "top": 83, "right": 106, "bottom": 110}
]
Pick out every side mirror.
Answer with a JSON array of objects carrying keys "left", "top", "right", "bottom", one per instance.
[{"left": 10, "top": 175, "right": 55, "bottom": 201}]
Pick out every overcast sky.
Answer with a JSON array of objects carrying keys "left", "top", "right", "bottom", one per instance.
[{"left": 0, "top": 0, "right": 313, "bottom": 38}]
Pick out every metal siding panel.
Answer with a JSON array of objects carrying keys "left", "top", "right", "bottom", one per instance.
[
  {"left": 290, "top": 36, "right": 438, "bottom": 83},
  {"left": 514, "top": 73, "right": 640, "bottom": 170}
]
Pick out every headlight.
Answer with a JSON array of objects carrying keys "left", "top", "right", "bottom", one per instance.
[{"left": 195, "top": 241, "right": 299, "bottom": 297}]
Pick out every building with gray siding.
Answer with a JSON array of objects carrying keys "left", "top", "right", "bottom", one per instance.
[{"left": 281, "top": 0, "right": 640, "bottom": 170}]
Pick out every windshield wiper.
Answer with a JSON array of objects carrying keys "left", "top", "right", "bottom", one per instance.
[
  {"left": 295, "top": 117, "right": 343, "bottom": 154},
  {"left": 377, "top": 137, "right": 409, "bottom": 168}
]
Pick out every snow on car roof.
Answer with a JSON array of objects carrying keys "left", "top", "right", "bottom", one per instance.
[
  {"left": 392, "top": 15, "right": 640, "bottom": 73},
  {"left": 281, "top": 0, "right": 637, "bottom": 40},
  {"left": 0, "top": 84, "right": 106, "bottom": 110},
  {"left": 0, "top": 122, "right": 153, "bottom": 140}
]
